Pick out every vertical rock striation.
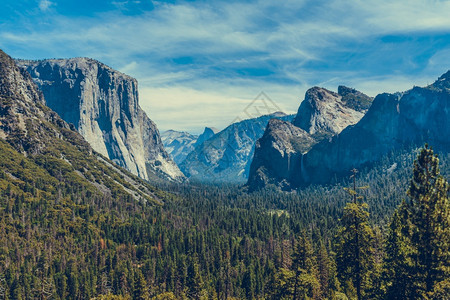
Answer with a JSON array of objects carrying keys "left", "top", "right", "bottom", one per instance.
[{"left": 17, "top": 58, "right": 184, "bottom": 181}]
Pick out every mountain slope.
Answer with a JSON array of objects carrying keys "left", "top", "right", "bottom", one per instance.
[
  {"left": 248, "top": 73, "right": 450, "bottom": 190},
  {"left": 180, "top": 112, "right": 294, "bottom": 183},
  {"left": 298, "top": 74, "right": 450, "bottom": 186},
  {"left": 0, "top": 49, "right": 166, "bottom": 205},
  {"left": 248, "top": 86, "right": 372, "bottom": 189},
  {"left": 16, "top": 58, "right": 183, "bottom": 182}
]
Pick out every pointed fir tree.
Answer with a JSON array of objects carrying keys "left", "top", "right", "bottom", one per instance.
[
  {"left": 133, "top": 269, "right": 150, "bottom": 300},
  {"left": 336, "top": 170, "right": 375, "bottom": 300},
  {"left": 187, "top": 255, "right": 205, "bottom": 300},
  {"left": 292, "top": 231, "right": 320, "bottom": 300},
  {"left": 406, "top": 145, "right": 449, "bottom": 295},
  {"left": 242, "top": 263, "right": 256, "bottom": 300},
  {"left": 384, "top": 202, "right": 416, "bottom": 299}
]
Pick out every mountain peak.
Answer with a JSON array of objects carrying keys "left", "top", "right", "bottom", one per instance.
[
  {"left": 203, "top": 127, "right": 219, "bottom": 135},
  {"left": 337, "top": 85, "right": 373, "bottom": 112},
  {"left": 16, "top": 57, "right": 134, "bottom": 83},
  {"left": 195, "top": 127, "right": 218, "bottom": 147},
  {"left": 429, "top": 70, "right": 450, "bottom": 90},
  {"left": 437, "top": 70, "right": 450, "bottom": 80},
  {"left": 292, "top": 86, "right": 368, "bottom": 136},
  {"left": 0, "top": 50, "right": 45, "bottom": 106},
  {"left": 266, "top": 111, "right": 287, "bottom": 118},
  {"left": 305, "top": 86, "right": 339, "bottom": 103}
]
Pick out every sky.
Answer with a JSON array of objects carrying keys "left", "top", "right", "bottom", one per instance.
[{"left": 1, "top": 0, "right": 450, "bottom": 133}]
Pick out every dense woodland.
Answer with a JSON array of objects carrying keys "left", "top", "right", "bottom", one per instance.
[{"left": 0, "top": 143, "right": 449, "bottom": 299}]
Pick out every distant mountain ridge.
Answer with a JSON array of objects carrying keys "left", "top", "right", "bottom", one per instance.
[
  {"left": 180, "top": 112, "right": 295, "bottom": 183},
  {"left": 161, "top": 127, "right": 218, "bottom": 165},
  {"left": 247, "top": 74, "right": 450, "bottom": 190},
  {"left": 16, "top": 57, "right": 184, "bottom": 182}
]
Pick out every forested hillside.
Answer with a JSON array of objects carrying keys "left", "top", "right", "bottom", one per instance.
[
  {"left": 1, "top": 140, "right": 448, "bottom": 299},
  {"left": 0, "top": 48, "right": 449, "bottom": 300}
]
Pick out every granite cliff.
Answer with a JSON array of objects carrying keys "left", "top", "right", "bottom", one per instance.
[
  {"left": 248, "top": 86, "right": 373, "bottom": 189},
  {"left": 248, "top": 74, "right": 450, "bottom": 190},
  {"left": 17, "top": 58, "right": 183, "bottom": 181},
  {"left": 299, "top": 75, "right": 450, "bottom": 186},
  {"left": 180, "top": 112, "right": 294, "bottom": 183},
  {"left": 0, "top": 49, "right": 163, "bottom": 203}
]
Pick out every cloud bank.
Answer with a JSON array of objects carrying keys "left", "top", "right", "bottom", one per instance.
[{"left": 1, "top": 0, "right": 449, "bottom": 132}]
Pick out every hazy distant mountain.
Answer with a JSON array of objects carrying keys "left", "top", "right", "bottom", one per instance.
[
  {"left": 248, "top": 74, "right": 450, "bottom": 190},
  {"left": 17, "top": 58, "right": 184, "bottom": 182},
  {"left": 180, "top": 112, "right": 294, "bottom": 183},
  {"left": 161, "top": 127, "right": 218, "bottom": 165},
  {"left": 161, "top": 130, "right": 198, "bottom": 165}
]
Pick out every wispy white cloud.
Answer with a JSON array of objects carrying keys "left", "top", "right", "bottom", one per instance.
[
  {"left": 139, "top": 83, "right": 301, "bottom": 133},
  {"left": 38, "top": 0, "right": 54, "bottom": 12},
  {"left": 1, "top": 0, "right": 449, "bottom": 132}
]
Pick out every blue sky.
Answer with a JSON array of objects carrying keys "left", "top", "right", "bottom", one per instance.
[{"left": 1, "top": 0, "right": 450, "bottom": 133}]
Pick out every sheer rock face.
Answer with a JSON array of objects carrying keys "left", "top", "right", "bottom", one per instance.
[
  {"left": 180, "top": 112, "right": 294, "bottom": 183},
  {"left": 17, "top": 58, "right": 184, "bottom": 181},
  {"left": 292, "top": 86, "right": 372, "bottom": 138},
  {"left": 301, "top": 78, "right": 450, "bottom": 186},
  {"left": 248, "top": 86, "right": 373, "bottom": 190},
  {"left": 248, "top": 73, "right": 450, "bottom": 190},
  {"left": 247, "top": 119, "right": 315, "bottom": 189},
  {"left": 0, "top": 49, "right": 160, "bottom": 202}
]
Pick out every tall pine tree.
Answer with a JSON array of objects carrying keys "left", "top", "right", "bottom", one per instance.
[
  {"left": 292, "top": 232, "right": 320, "bottom": 300},
  {"left": 387, "top": 145, "right": 450, "bottom": 297},
  {"left": 336, "top": 170, "right": 375, "bottom": 299},
  {"left": 384, "top": 203, "right": 416, "bottom": 299}
]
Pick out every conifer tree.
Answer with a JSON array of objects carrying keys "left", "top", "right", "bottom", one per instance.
[
  {"left": 316, "top": 241, "right": 340, "bottom": 299},
  {"left": 187, "top": 255, "right": 205, "bottom": 300},
  {"left": 384, "top": 203, "right": 415, "bottom": 299},
  {"left": 292, "top": 232, "right": 320, "bottom": 299},
  {"left": 242, "top": 263, "right": 255, "bottom": 299},
  {"left": 134, "top": 269, "right": 150, "bottom": 300},
  {"left": 336, "top": 169, "right": 374, "bottom": 299},
  {"left": 406, "top": 145, "right": 449, "bottom": 295}
]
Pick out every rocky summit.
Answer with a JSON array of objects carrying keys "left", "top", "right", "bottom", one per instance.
[
  {"left": 17, "top": 58, "right": 183, "bottom": 182},
  {"left": 248, "top": 86, "right": 373, "bottom": 190},
  {"left": 248, "top": 74, "right": 450, "bottom": 190},
  {"left": 292, "top": 86, "right": 372, "bottom": 138}
]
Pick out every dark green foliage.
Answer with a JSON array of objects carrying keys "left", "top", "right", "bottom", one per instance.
[
  {"left": 0, "top": 125, "right": 448, "bottom": 300},
  {"left": 338, "top": 87, "right": 373, "bottom": 112},
  {"left": 385, "top": 145, "right": 450, "bottom": 298},
  {"left": 292, "top": 232, "right": 320, "bottom": 299},
  {"left": 384, "top": 203, "right": 416, "bottom": 299},
  {"left": 336, "top": 202, "right": 376, "bottom": 299}
]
